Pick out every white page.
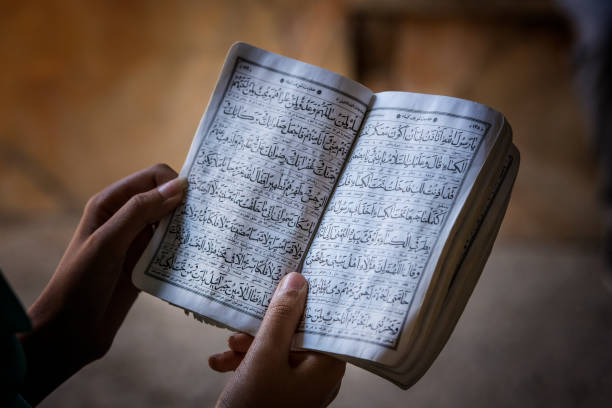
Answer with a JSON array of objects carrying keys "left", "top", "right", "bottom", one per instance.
[
  {"left": 133, "top": 43, "right": 373, "bottom": 334},
  {"left": 295, "top": 91, "right": 504, "bottom": 365},
  {"left": 360, "top": 144, "right": 519, "bottom": 388}
]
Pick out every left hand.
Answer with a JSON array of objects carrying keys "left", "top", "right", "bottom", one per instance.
[{"left": 19, "top": 163, "right": 187, "bottom": 405}]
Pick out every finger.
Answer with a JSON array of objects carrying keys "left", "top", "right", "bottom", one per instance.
[
  {"left": 100, "top": 225, "right": 152, "bottom": 337},
  {"left": 288, "top": 351, "right": 309, "bottom": 368},
  {"left": 79, "top": 163, "right": 178, "bottom": 237},
  {"left": 295, "top": 352, "right": 346, "bottom": 381},
  {"left": 248, "top": 272, "right": 308, "bottom": 365},
  {"left": 322, "top": 380, "right": 343, "bottom": 407},
  {"left": 209, "top": 351, "right": 245, "bottom": 372},
  {"left": 91, "top": 176, "right": 188, "bottom": 255},
  {"left": 228, "top": 333, "right": 254, "bottom": 353}
]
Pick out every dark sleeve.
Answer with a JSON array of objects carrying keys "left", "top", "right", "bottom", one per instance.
[{"left": 0, "top": 271, "right": 33, "bottom": 408}]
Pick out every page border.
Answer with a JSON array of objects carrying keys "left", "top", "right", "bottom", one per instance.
[
  {"left": 143, "top": 57, "right": 369, "bottom": 321},
  {"left": 296, "top": 106, "right": 492, "bottom": 349}
]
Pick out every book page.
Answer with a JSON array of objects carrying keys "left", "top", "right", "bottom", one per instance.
[
  {"left": 351, "top": 143, "right": 518, "bottom": 388},
  {"left": 133, "top": 43, "right": 373, "bottom": 334},
  {"left": 296, "top": 91, "right": 504, "bottom": 364}
]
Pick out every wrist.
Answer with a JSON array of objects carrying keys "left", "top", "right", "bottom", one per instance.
[{"left": 17, "top": 308, "right": 97, "bottom": 405}]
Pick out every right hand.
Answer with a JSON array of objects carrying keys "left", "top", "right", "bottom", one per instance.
[{"left": 209, "top": 272, "right": 346, "bottom": 408}]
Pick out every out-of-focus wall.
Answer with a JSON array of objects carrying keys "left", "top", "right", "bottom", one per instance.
[
  {"left": 0, "top": 0, "right": 353, "bottom": 218},
  {"left": 349, "top": 6, "right": 598, "bottom": 241},
  {"left": 0, "top": 0, "right": 599, "bottom": 242}
]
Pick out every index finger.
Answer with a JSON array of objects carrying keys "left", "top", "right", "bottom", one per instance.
[
  {"left": 228, "top": 333, "right": 254, "bottom": 353},
  {"left": 80, "top": 163, "right": 178, "bottom": 236},
  {"left": 294, "top": 352, "right": 346, "bottom": 381}
]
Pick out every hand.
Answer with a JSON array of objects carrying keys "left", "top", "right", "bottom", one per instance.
[
  {"left": 209, "top": 272, "right": 346, "bottom": 408},
  {"left": 18, "top": 163, "right": 187, "bottom": 405}
]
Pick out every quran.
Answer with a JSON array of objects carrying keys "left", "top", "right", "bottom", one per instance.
[{"left": 133, "top": 42, "right": 519, "bottom": 388}]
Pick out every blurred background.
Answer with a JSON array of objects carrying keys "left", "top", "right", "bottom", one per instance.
[{"left": 1, "top": 0, "right": 611, "bottom": 406}]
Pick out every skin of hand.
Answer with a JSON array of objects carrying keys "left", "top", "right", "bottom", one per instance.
[
  {"left": 17, "top": 163, "right": 187, "bottom": 405},
  {"left": 209, "top": 272, "right": 346, "bottom": 408}
]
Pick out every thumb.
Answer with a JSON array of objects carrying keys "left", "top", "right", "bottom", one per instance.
[
  {"left": 93, "top": 176, "right": 188, "bottom": 254},
  {"left": 249, "top": 272, "right": 308, "bottom": 365}
]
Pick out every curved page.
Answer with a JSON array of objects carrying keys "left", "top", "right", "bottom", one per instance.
[
  {"left": 133, "top": 43, "right": 373, "bottom": 334},
  {"left": 296, "top": 91, "right": 504, "bottom": 365}
]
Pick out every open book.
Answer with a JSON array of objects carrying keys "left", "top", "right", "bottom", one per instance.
[{"left": 133, "top": 42, "right": 519, "bottom": 389}]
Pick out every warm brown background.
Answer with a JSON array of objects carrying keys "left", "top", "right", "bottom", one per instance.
[{"left": 2, "top": 1, "right": 611, "bottom": 407}]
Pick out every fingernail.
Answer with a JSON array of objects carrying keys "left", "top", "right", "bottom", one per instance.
[
  {"left": 158, "top": 176, "right": 188, "bottom": 199},
  {"left": 276, "top": 272, "right": 306, "bottom": 298}
]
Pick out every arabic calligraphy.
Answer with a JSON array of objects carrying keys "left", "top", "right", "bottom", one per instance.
[
  {"left": 146, "top": 58, "right": 364, "bottom": 320},
  {"left": 300, "top": 105, "right": 486, "bottom": 347}
]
